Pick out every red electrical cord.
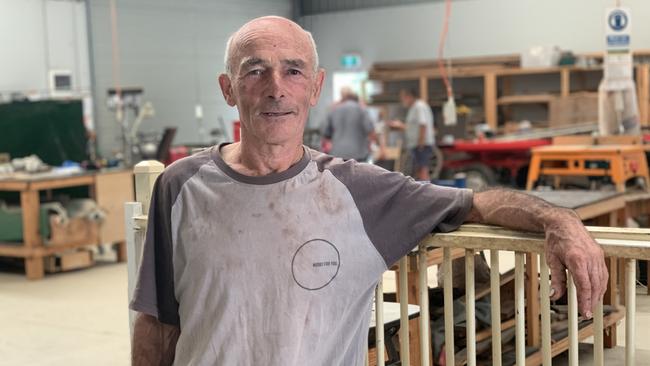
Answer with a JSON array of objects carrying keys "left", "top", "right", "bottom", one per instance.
[{"left": 437, "top": 0, "right": 453, "bottom": 99}]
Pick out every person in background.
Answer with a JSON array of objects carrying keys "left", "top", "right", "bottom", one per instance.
[
  {"left": 389, "top": 88, "right": 435, "bottom": 181},
  {"left": 322, "top": 87, "right": 376, "bottom": 161}
]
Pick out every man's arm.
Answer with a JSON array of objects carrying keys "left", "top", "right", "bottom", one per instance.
[
  {"left": 464, "top": 189, "right": 608, "bottom": 318},
  {"left": 417, "top": 124, "right": 426, "bottom": 148},
  {"left": 132, "top": 312, "right": 180, "bottom": 366},
  {"left": 387, "top": 120, "right": 406, "bottom": 130}
]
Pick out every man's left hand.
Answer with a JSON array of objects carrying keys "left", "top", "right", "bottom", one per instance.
[
  {"left": 467, "top": 189, "right": 609, "bottom": 318},
  {"left": 544, "top": 213, "right": 608, "bottom": 318}
]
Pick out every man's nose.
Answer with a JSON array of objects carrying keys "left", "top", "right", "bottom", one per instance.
[{"left": 266, "top": 71, "right": 285, "bottom": 99}]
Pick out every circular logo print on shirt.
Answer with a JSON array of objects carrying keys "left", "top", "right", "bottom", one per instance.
[{"left": 291, "top": 239, "right": 340, "bottom": 290}]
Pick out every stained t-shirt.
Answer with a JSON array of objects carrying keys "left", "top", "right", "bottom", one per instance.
[{"left": 130, "top": 145, "right": 473, "bottom": 366}]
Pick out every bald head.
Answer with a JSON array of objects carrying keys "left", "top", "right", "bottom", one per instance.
[{"left": 224, "top": 16, "right": 319, "bottom": 77}]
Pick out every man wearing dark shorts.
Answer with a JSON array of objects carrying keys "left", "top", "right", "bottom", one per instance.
[{"left": 389, "top": 88, "right": 435, "bottom": 181}]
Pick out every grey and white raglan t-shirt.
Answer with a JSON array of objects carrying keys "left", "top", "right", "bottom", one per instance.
[{"left": 130, "top": 145, "right": 473, "bottom": 366}]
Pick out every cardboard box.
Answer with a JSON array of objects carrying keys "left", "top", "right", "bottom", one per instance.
[
  {"left": 48, "top": 216, "right": 99, "bottom": 247},
  {"left": 44, "top": 250, "right": 94, "bottom": 273},
  {"left": 549, "top": 93, "right": 599, "bottom": 128}
]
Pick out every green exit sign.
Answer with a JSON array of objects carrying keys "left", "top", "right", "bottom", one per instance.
[{"left": 340, "top": 54, "right": 362, "bottom": 69}]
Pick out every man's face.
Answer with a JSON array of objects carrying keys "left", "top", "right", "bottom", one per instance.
[
  {"left": 219, "top": 19, "right": 324, "bottom": 146},
  {"left": 399, "top": 91, "right": 414, "bottom": 108}
]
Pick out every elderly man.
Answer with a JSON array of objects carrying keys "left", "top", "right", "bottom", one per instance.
[{"left": 131, "top": 16, "right": 607, "bottom": 366}]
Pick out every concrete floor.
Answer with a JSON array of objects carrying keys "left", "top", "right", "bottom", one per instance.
[
  {"left": 1, "top": 260, "right": 650, "bottom": 365},
  {"left": 0, "top": 262, "right": 130, "bottom": 366}
]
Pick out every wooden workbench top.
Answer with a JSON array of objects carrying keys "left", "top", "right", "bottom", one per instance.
[
  {"left": 526, "top": 190, "right": 622, "bottom": 210},
  {"left": 532, "top": 144, "right": 645, "bottom": 153}
]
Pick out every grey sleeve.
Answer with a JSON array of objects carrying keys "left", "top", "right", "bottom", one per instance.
[
  {"left": 129, "top": 174, "right": 180, "bottom": 326},
  {"left": 322, "top": 113, "right": 333, "bottom": 139},
  {"left": 362, "top": 110, "right": 375, "bottom": 135},
  {"left": 416, "top": 103, "right": 428, "bottom": 126},
  {"left": 328, "top": 160, "right": 473, "bottom": 267}
]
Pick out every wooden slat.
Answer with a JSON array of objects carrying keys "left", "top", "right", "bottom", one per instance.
[
  {"left": 371, "top": 54, "right": 519, "bottom": 71},
  {"left": 443, "top": 248, "right": 455, "bottom": 366},
  {"left": 515, "top": 253, "right": 525, "bottom": 366},
  {"left": 626, "top": 259, "right": 636, "bottom": 366},
  {"left": 489, "top": 250, "right": 502, "bottom": 366},
  {"left": 497, "top": 94, "right": 555, "bottom": 105},
  {"left": 568, "top": 274, "right": 579, "bottom": 366},
  {"left": 425, "top": 224, "right": 650, "bottom": 260},
  {"left": 418, "top": 245, "right": 430, "bottom": 366},
  {"left": 526, "top": 253, "right": 541, "bottom": 347},
  {"left": 0, "top": 243, "right": 29, "bottom": 257},
  {"left": 561, "top": 68, "right": 571, "bottom": 97},
  {"left": 30, "top": 175, "right": 95, "bottom": 190},
  {"left": 476, "top": 318, "right": 515, "bottom": 343},
  {"left": 21, "top": 190, "right": 43, "bottom": 280},
  {"left": 419, "top": 76, "right": 428, "bottom": 102},
  {"left": 465, "top": 250, "right": 476, "bottom": 366},
  {"left": 484, "top": 72, "right": 497, "bottom": 130},
  {"left": 423, "top": 247, "right": 465, "bottom": 268},
  {"left": 0, "top": 180, "right": 28, "bottom": 190},
  {"left": 398, "top": 257, "right": 410, "bottom": 366},
  {"left": 540, "top": 255, "right": 552, "bottom": 366},
  {"left": 594, "top": 300, "right": 604, "bottom": 366}
]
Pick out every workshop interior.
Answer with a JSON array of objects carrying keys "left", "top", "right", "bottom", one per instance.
[{"left": 1, "top": 1, "right": 650, "bottom": 365}]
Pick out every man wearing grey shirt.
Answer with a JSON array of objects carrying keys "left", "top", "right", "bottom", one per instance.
[
  {"left": 322, "top": 87, "right": 376, "bottom": 162},
  {"left": 389, "top": 88, "right": 435, "bottom": 181},
  {"left": 131, "top": 16, "right": 607, "bottom": 366}
]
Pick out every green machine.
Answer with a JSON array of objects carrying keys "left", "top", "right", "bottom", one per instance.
[
  {"left": 0, "top": 100, "right": 88, "bottom": 166},
  {"left": 0, "top": 100, "right": 89, "bottom": 241}
]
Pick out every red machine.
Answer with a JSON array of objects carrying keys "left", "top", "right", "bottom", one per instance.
[{"left": 440, "top": 138, "right": 551, "bottom": 189}]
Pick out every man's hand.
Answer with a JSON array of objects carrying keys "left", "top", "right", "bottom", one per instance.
[
  {"left": 132, "top": 312, "right": 180, "bottom": 366},
  {"left": 544, "top": 212, "right": 608, "bottom": 317},
  {"left": 388, "top": 120, "right": 405, "bottom": 130},
  {"left": 465, "top": 189, "right": 608, "bottom": 318}
]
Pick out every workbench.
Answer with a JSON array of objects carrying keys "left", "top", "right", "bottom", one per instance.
[
  {"left": 526, "top": 144, "right": 650, "bottom": 192},
  {"left": 0, "top": 169, "right": 134, "bottom": 279}
]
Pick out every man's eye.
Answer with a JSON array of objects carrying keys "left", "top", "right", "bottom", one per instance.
[
  {"left": 288, "top": 69, "right": 302, "bottom": 76},
  {"left": 248, "top": 69, "right": 263, "bottom": 76}
]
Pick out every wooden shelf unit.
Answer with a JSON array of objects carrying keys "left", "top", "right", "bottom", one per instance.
[
  {"left": 497, "top": 94, "right": 555, "bottom": 105},
  {"left": 368, "top": 51, "right": 650, "bottom": 132}
]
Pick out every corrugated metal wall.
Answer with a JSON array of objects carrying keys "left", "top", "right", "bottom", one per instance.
[{"left": 299, "top": 0, "right": 440, "bottom": 16}]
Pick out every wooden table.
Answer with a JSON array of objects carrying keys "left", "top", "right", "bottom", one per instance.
[
  {"left": 0, "top": 169, "right": 133, "bottom": 279},
  {"left": 526, "top": 145, "right": 650, "bottom": 192}
]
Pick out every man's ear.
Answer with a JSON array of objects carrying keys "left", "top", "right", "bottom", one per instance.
[
  {"left": 218, "top": 74, "right": 237, "bottom": 107},
  {"left": 310, "top": 68, "right": 326, "bottom": 107}
]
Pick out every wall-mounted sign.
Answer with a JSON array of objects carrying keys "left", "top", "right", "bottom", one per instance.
[
  {"left": 340, "top": 53, "right": 362, "bottom": 69},
  {"left": 605, "top": 7, "right": 631, "bottom": 53}
]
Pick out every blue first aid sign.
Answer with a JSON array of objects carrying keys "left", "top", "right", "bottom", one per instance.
[{"left": 606, "top": 7, "right": 631, "bottom": 52}]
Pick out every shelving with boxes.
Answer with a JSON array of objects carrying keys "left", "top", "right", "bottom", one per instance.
[{"left": 367, "top": 51, "right": 650, "bottom": 138}]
